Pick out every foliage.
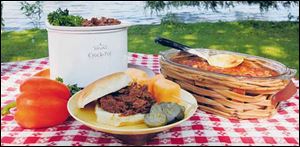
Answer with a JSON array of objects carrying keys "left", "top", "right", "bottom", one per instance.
[
  {"left": 145, "top": 1, "right": 299, "bottom": 12},
  {"left": 55, "top": 77, "right": 82, "bottom": 95},
  {"left": 288, "top": 13, "right": 299, "bottom": 21},
  {"left": 243, "top": 1, "right": 298, "bottom": 11},
  {"left": 20, "top": 1, "right": 43, "bottom": 28},
  {"left": 1, "top": 21, "right": 299, "bottom": 77},
  {"left": 160, "top": 13, "right": 182, "bottom": 25},
  {"left": 145, "top": 1, "right": 235, "bottom": 12},
  {"left": 47, "top": 8, "right": 83, "bottom": 26},
  {"left": 145, "top": 1, "right": 299, "bottom": 20},
  {"left": 1, "top": 2, "right": 4, "bottom": 27}
]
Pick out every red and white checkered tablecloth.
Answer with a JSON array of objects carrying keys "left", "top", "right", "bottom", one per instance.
[{"left": 1, "top": 53, "right": 299, "bottom": 146}]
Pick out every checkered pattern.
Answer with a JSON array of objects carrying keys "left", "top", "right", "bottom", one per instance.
[{"left": 1, "top": 53, "right": 299, "bottom": 146}]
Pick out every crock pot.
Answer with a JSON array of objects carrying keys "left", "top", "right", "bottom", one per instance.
[{"left": 46, "top": 21, "right": 131, "bottom": 87}]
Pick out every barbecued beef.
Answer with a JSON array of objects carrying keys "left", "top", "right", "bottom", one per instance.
[
  {"left": 82, "top": 17, "right": 121, "bottom": 26},
  {"left": 99, "top": 83, "right": 156, "bottom": 116}
]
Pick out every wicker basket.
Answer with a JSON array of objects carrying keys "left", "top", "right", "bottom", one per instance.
[{"left": 160, "top": 49, "right": 296, "bottom": 119}]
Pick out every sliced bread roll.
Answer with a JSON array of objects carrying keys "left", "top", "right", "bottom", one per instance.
[
  {"left": 76, "top": 72, "right": 146, "bottom": 127},
  {"left": 95, "top": 104, "right": 145, "bottom": 127},
  {"left": 77, "top": 72, "right": 132, "bottom": 108}
]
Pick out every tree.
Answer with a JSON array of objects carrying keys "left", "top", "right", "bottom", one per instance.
[
  {"left": 145, "top": 1, "right": 299, "bottom": 12},
  {"left": 1, "top": 2, "right": 4, "bottom": 28},
  {"left": 20, "top": 1, "right": 43, "bottom": 28}
]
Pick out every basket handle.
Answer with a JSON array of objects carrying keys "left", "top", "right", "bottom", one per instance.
[{"left": 272, "top": 80, "right": 297, "bottom": 105}]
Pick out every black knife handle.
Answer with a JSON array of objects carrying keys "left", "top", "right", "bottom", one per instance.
[{"left": 154, "top": 37, "right": 191, "bottom": 52}]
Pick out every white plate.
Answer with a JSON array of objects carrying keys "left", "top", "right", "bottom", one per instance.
[{"left": 67, "top": 89, "right": 198, "bottom": 135}]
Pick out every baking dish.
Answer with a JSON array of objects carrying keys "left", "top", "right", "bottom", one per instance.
[{"left": 160, "top": 49, "right": 297, "bottom": 119}]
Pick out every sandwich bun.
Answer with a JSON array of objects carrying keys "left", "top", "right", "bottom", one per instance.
[
  {"left": 77, "top": 72, "right": 132, "bottom": 108},
  {"left": 76, "top": 71, "right": 147, "bottom": 127},
  {"left": 125, "top": 68, "right": 149, "bottom": 85},
  {"left": 95, "top": 104, "right": 145, "bottom": 127}
]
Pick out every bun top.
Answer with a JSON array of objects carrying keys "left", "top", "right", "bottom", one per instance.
[{"left": 77, "top": 72, "right": 132, "bottom": 108}]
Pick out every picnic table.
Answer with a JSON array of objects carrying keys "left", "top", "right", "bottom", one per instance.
[{"left": 1, "top": 53, "right": 299, "bottom": 146}]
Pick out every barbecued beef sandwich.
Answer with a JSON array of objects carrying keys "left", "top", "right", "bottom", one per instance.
[{"left": 77, "top": 72, "right": 156, "bottom": 127}]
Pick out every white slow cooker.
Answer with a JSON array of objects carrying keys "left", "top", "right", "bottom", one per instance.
[{"left": 46, "top": 21, "right": 131, "bottom": 87}]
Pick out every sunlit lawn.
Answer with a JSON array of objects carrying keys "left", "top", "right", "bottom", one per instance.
[{"left": 1, "top": 21, "right": 299, "bottom": 77}]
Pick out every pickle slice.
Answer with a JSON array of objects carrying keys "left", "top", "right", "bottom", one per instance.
[
  {"left": 150, "top": 103, "right": 164, "bottom": 113},
  {"left": 160, "top": 102, "right": 184, "bottom": 123},
  {"left": 144, "top": 111, "right": 168, "bottom": 128},
  {"left": 176, "top": 105, "right": 185, "bottom": 120},
  {"left": 145, "top": 102, "right": 186, "bottom": 128}
]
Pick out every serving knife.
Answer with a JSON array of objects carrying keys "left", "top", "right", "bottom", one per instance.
[{"left": 155, "top": 37, "right": 244, "bottom": 68}]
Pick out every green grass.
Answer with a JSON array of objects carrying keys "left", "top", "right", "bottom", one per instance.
[
  {"left": 1, "top": 21, "right": 299, "bottom": 77},
  {"left": 1, "top": 29, "right": 48, "bottom": 62}
]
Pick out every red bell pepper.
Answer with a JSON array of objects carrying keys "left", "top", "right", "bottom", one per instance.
[{"left": 14, "top": 77, "right": 71, "bottom": 129}]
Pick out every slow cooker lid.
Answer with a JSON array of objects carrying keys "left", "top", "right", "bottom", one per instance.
[{"left": 45, "top": 21, "right": 131, "bottom": 32}]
